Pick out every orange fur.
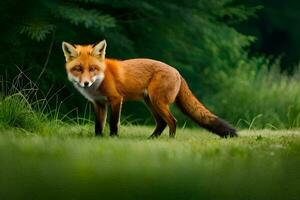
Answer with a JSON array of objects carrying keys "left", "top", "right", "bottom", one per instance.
[{"left": 62, "top": 41, "right": 237, "bottom": 138}]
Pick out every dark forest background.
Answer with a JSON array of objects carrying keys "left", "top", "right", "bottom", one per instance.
[{"left": 1, "top": 0, "right": 300, "bottom": 129}]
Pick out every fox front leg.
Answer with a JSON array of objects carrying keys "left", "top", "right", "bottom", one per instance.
[
  {"left": 94, "top": 102, "right": 107, "bottom": 136},
  {"left": 109, "top": 98, "right": 123, "bottom": 136}
]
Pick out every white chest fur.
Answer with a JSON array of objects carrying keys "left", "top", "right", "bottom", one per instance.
[{"left": 74, "top": 83, "right": 107, "bottom": 103}]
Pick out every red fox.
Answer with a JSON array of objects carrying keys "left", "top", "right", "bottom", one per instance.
[{"left": 62, "top": 40, "right": 237, "bottom": 138}]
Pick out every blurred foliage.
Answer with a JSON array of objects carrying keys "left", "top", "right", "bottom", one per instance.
[
  {"left": 0, "top": 0, "right": 258, "bottom": 122},
  {"left": 204, "top": 60, "right": 300, "bottom": 129},
  {"left": 2, "top": 0, "right": 300, "bottom": 129},
  {"left": 239, "top": 0, "right": 300, "bottom": 72}
]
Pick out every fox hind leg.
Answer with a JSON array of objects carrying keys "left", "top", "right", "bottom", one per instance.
[
  {"left": 148, "top": 96, "right": 177, "bottom": 138},
  {"left": 146, "top": 72, "right": 180, "bottom": 138},
  {"left": 144, "top": 95, "right": 167, "bottom": 138},
  {"left": 152, "top": 102, "right": 177, "bottom": 138}
]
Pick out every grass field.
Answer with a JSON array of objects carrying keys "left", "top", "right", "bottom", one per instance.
[{"left": 0, "top": 125, "right": 299, "bottom": 200}]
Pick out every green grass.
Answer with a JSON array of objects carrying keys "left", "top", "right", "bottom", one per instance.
[
  {"left": 206, "top": 62, "right": 300, "bottom": 129},
  {"left": 0, "top": 125, "right": 299, "bottom": 200},
  {"left": 1, "top": 74, "right": 300, "bottom": 200}
]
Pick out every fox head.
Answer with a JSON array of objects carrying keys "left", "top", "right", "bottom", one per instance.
[{"left": 62, "top": 40, "right": 107, "bottom": 88}]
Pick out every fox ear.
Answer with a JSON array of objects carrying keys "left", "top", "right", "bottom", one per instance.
[
  {"left": 62, "top": 42, "right": 78, "bottom": 61},
  {"left": 91, "top": 40, "right": 107, "bottom": 58}
]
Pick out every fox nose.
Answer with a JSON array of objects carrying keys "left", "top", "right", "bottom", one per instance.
[{"left": 84, "top": 82, "right": 89, "bottom": 87}]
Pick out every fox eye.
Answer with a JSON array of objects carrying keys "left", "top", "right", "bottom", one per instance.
[
  {"left": 72, "top": 65, "right": 82, "bottom": 72},
  {"left": 89, "top": 65, "right": 98, "bottom": 72}
]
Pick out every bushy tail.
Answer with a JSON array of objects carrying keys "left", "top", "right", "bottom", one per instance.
[{"left": 176, "top": 77, "right": 237, "bottom": 137}]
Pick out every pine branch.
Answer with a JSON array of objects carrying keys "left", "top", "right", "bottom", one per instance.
[
  {"left": 51, "top": 4, "right": 116, "bottom": 30},
  {"left": 20, "top": 23, "right": 55, "bottom": 42}
]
